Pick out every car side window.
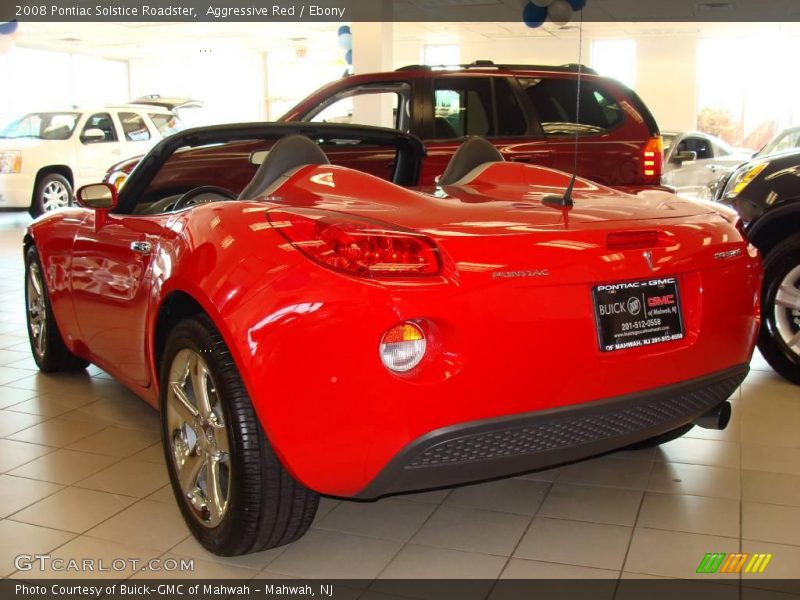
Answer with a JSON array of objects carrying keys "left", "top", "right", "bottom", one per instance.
[
  {"left": 303, "top": 83, "right": 411, "bottom": 131},
  {"left": 677, "top": 137, "right": 713, "bottom": 159},
  {"left": 80, "top": 113, "right": 118, "bottom": 144},
  {"left": 518, "top": 77, "right": 623, "bottom": 136},
  {"left": 119, "top": 112, "right": 151, "bottom": 142},
  {"left": 433, "top": 77, "right": 493, "bottom": 138}
]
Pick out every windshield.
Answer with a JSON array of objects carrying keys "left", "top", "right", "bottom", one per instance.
[
  {"left": 149, "top": 113, "right": 186, "bottom": 137},
  {"left": 0, "top": 112, "right": 81, "bottom": 140},
  {"left": 758, "top": 128, "right": 800, "bottom": 157}
]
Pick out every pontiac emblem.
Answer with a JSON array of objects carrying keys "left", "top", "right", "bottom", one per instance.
[{"left": 643, "top": 250, "right": 654, "bottom": 272}]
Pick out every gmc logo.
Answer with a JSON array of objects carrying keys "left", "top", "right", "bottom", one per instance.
[{"left": 648, "top": 294, "right": 675, "bottom": 307}]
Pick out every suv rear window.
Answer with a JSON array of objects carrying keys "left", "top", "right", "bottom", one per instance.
[
  {"left": 434, "top": 77, "right": 527, "bottom": 139},
  {"left": 119, "top": 112, "right": 151, "bottom": 141},
  {"left": 149, "top": 113, "right": 185, "bottom": 137},
  {"left": 519, "top": 77, "right": 623, "bottom": 136}
]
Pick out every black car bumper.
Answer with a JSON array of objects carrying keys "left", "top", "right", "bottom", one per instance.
[{"left": 356, "top": 365, "right": 748, "bottom": 499}]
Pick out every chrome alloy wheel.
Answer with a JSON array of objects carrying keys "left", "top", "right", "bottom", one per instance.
[
  {"left": 26, "top": 261, "right": 47, "bottom": 358},
  {"left": 166, "top": 348, "right": 232, "bottom": 528},
  {"left": 775, "top": 264, "right": 800, "bottom": 357},
  {"left": 41, "top": 180, "right": 70, "bottom": 212}
]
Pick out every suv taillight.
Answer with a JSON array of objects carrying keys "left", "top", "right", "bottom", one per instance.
[
  {"left": 643, "top": 135, "right": 663, "bottom": 183},
  {"left": 267, "top": 208, "right": 441, "bottom": 277}
]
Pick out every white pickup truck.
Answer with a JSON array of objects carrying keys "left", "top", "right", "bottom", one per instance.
[{"left": 0, "top": 97, "right": 197, "bottom": 216}]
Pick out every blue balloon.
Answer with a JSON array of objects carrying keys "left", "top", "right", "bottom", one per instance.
[
  {"left": 337, "top": 25, "right": 350, "bottom": 37},
  {"left": 345, "top": 49, "right": 352, "bottom": 66},
  {"left": 337, "top": 32, "right": 352, "bottom": 51},
  {"left": 0, "top": 21, "right": 18, "bottom": 36},
  {"left": 567, "top": 0, "right": 586, "bottom": 9},
  {"left": 522, "top": 2, "right": 547, "bottom": 27}
]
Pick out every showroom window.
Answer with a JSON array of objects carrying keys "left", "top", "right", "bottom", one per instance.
[
  {"left": 518, "top": 78, "right": 623, "bottom": 136},
  {"left": 433, "top": 77, "right": 526, "bottom": 138},
  {"left": 424, "top": 44, "right": 460, "bottom": 66},
  {"left": 591, "top": 39, "right": 636, "bottom": 89},
  {"left": 119, "top": 112, "right": 151, "bottom": 141}
]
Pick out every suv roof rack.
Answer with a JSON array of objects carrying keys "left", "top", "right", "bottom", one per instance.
[{"left": 395, "top": 60, "right": 597, "bottom": 75}]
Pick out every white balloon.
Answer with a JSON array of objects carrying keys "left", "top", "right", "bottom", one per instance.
[
  {"left": 548, "top": 0, "right": 572, "bottom": 25},
  {"left": 0, "top": 36, "right": 14, "bottom": 54},
  {"left": 532, "top": 0, "right": 554, "bottom": 6}
]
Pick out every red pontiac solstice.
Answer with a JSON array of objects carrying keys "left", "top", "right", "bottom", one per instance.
[{"left": 24, "top": 123, "right": 761, "bottom": 555}]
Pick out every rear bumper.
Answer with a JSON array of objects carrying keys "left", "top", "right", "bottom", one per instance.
[{"left": 356, "top": 364, "right": 747, "bottom": 498}]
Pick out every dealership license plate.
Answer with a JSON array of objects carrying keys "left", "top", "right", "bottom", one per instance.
[{"left": 592, "top": 277, "right": 685, "bottom": 352}]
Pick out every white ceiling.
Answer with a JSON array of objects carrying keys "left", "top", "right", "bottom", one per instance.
[{"left": 12, "top": 19, "right": 800, "bottom": 60}]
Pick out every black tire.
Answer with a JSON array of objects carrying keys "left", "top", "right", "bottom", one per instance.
[
  {"left": 24, "top": 246, "right": 89, "bottom": 373},
  {"left": 626, "top": 423, "right": 694, "bottom": 449},
  {"left": 31, "top": 172, "right": 72, "bottom": 217},
  {"left": 160, "top": 315, "right": 319, "bottom": 556},
  {"left": 759, "top": 234, "right": 800, "bottom": 385}
]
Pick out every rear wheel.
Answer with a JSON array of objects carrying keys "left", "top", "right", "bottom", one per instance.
[
  {"left": 31, "top": 173, "right": 72, "bottom": 217},
  {"left": 759, "top": 234, "right": 800, "bottom": 385},
  {"left": 24, "top": 246, "right": 89, "bottom": 372},
  {"left": 160, "top": 316, "right": 319, "bottom": 556}
]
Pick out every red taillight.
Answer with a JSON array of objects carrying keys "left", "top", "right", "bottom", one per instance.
[
  {"left": 643, "top": 135, "right": 663, "bottom": 181},
  {"left": 606, "top": 230, "right": 669, "bottom": 250},
  {"left": 267, "top": 208, "right": 441, "bottom": 277}
]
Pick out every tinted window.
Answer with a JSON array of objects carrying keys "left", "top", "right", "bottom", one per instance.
[
  {"left": 434, "top": 77, "right": 495, "bottom": 138},
  {"left": 81, "top": 113, "right": 117, "bottom": 143},
  {"left": 677, "top": 137, "right": 713, "bottom": 160},
  {"left": 119, "top": 112, "right": 151, "bottom": 142},
  {"left": 519, "top": 78, "right": 623, "bottom": 135},
  {"left": 495, "top": 79, "right": 527, "bottom": 136}
]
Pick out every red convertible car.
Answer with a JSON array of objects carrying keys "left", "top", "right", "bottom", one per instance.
[{"left": 24, "top": 124, "right": 761, "bottom": 556}]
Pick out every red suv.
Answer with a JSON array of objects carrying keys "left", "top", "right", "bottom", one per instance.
[{"left": 280, "top": 61, "right": 665, "bottom": 190}]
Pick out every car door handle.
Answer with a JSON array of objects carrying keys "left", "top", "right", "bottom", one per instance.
[
  {"left": 130, "top": 241, "right": 152, "bottom": 255},
  {"left": 706, "top": 165, "right": 717, "bottom": 171}
]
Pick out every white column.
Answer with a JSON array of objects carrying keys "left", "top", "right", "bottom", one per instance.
[{"left": 350, "top": 21, "right": 394, "bottom": 128}]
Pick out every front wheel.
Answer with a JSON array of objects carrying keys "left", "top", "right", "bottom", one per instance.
[
  {"left": 759, "top": 234, "right": 800, "bottom": 385},
  {"left": 31, "top": 173, "right": 72, "bottom": 217},
  {"left": 160, "top": 316, "right": 319, "bottom": 556},
  {"left": 24, "top": 246, "right": 88, "bottom": 372}
]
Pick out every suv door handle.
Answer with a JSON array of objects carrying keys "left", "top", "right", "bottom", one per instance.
[{"left": 130, "top": 241, "right": 152, "bottom": 255}]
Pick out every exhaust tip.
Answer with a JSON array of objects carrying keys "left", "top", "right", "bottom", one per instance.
[{"left": 694, "top": 401, "right": 732, "bottom": 430}]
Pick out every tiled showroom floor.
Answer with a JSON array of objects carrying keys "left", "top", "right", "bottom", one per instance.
[{"left": 0, "top": 213, "right": 798, "bottom": 586}]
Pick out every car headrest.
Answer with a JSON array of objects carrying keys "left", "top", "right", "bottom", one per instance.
[
  {"left": 438, "top": 136, "right": 504, "bottom": 186},
  {"left": 238, "top": 134, "right": 330, "bottom": 200}
]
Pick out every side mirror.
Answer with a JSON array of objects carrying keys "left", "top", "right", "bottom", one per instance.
[
  {"left": 76, "top": 183, "right": 118, "bottom": 210},
  {"left": 671, "top": 150, "right": 698, "bottom": 164},
  {"left": 81, "top": 128, "right": 106, "bottom": 144}
]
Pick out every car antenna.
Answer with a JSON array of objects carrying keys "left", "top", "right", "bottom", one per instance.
[{"left": 543, "top": 9, "right": 584, "bottom": 209}]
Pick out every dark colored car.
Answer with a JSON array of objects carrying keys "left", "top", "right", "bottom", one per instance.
[
  {"left": 279, "top": 61, "right": 666, "bottom": 191},
  {"left": 713, "top": 149, "right": 800, "bottom": 384}
]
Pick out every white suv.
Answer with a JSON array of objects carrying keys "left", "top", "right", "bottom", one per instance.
[{"left": 0, "top": 99, "right": 190, "bottom": 216}]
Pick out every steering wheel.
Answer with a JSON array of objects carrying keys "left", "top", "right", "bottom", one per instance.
[{"left": 171, "top": 186, "right": 237, "bottom": 212}]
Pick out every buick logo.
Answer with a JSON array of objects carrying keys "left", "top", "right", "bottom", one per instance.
[{"left": 627, "top": 297, "right": 642, "bottom": 315}]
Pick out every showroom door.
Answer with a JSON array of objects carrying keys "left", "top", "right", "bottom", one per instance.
[
  {"left": 77, "top": 112, "right": 124, "bottom": 186},
  {"left": 69, "top": 213, "right": 162, "bottom": 387}
]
